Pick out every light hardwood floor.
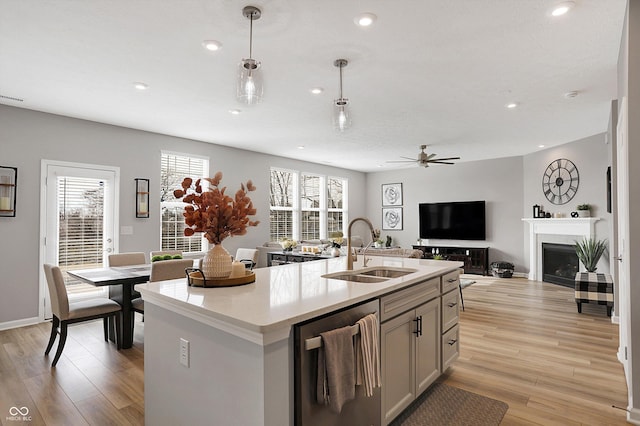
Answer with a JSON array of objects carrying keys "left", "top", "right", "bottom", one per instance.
[{"left": 0, "top": 276, "right": 629, "bottom": 425}]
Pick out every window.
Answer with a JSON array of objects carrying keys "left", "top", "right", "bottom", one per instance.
[
  {"left": 270, "top": 168, "right": 296, "bottom": 241},
  {"left": 161, "top": 152, "right": 209, "bottom": 253},
  {"left": 269, "top": 168, "right": 347, "bottom": 241}
]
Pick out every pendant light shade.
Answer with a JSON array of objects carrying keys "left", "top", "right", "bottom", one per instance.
[
  {"left": 333, "top": 59, "right": 351, "bottom": 132},
  {"left": 237, "top": 6, "right": 263, "bottom": 105}
]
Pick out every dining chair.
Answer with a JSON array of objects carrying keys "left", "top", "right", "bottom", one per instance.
[
  {"left": 131, "top": 258, "right": 194, "bottom": 315},
  {"left": 108, "top": 252, "right": 146, "bottom": 267},
  {"left": 43, "top": 264, "right": 122, "bottom": 367},
  {"left": 235, "top": 248, "right": 258, "bottom": 270}
]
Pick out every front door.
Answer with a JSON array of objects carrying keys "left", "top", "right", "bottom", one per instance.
[{"left": 40, "top": 160, "right": 119, "bottom": 319}]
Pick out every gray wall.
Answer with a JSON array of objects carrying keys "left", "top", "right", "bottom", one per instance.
[
  {"left": 522, "top": 133, "right": 612, "bottom": 274},
  {"left": 0, "top": 105, "right": 366, "bottom": 325},
  {"left": 366, "top": 135, "right": 611, "bottom": 276},
  {"left": 366, "top": 156, "right": 526, "bottom": 271}
]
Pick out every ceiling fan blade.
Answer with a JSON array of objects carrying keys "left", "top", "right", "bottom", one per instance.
[
  {"left": 428, "top": 161, "right": 456, "bottom": 165},
  {"left": 431, "top": 156, "right": 460, "bottom": 161},
  {"left": 386, "top": 160, "right": 417, "bottom": 163},
  {"left": 426, "top": 153, "right": 437, "bottom": 160},
  {"left": 399, "top": 156, "right": 418, "bottom": 161}
]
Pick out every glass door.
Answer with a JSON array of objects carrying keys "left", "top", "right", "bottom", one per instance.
[{"left": 40, "top": 160, "right": 119, "bottom": 319}]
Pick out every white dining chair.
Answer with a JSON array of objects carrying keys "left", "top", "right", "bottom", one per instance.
[{"left": 43, "top": 264, "right": 122, "bottom": 366}]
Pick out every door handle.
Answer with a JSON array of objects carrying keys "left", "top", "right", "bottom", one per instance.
[{"left": 616, "top": 256, "right": 623, "bottom": 262}]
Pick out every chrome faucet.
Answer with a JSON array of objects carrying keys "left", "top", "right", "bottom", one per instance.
[{"left": 347, "top": 217, "right": 376, "bottom": 270}]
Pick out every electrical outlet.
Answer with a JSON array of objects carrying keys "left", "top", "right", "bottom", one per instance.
[{"left": 180, "top": 338, "right": 190, "bottom": 367}]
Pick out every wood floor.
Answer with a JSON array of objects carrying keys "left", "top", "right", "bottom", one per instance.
[{"left": 0, "top": 276, "right": 629, "bottom": 425}]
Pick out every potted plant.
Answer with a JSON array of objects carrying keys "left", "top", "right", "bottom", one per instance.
[
  {"left": 575, "top": 238, "right": 607, "bottom": 272},
  {"left": 576, "top": 204, "right": 591, "bottom": 217}
]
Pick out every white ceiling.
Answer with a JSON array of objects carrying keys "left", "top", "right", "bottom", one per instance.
[{"left": 0, "top": 0, "right": 627, "bottom": 172}]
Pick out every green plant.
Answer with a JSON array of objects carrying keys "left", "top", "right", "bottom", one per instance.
[
  {"left": 151, "top": 255, "right": 163, "bottom": 262},
  {"left": 575, "top": 238, "right": 607, "bottom": 272},
  {"left": 576, "top": 204, "right": 591, "bottom": 211},
  {"left": 162, "top": 254, "right": 173, "bottom": 260},
  {"left": 172, "top": 254, "right": 183, "bottom": 259},
  {"left": 433, "top": 254, "right": 444, "bottom": 260}
]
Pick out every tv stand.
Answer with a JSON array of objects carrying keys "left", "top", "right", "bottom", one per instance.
[{"left": 412, "top": 245, "right": 490, "bottom": 275}]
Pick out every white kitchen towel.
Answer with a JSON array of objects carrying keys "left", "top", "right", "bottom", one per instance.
[
  {"left": 317, "top": 325, "right": 356, "bottom": 413},
  {"left": 355, "top": 313, "right": 381, "bottom": 397}
]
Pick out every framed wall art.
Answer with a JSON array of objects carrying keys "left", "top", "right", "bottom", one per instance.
[
  {"left": 382, "top": 207, "right": 403, "bottom": 230},
  {"left": 382, "top": 183, "right": 402, "bottom": 206}
]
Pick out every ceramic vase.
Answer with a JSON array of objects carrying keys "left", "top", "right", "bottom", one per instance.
[
  {"left": 331, "top": 247, "right": 341, "bottom": 257},
  {"left": 202, "top": 243, "right": 232, "bottom": 278}
]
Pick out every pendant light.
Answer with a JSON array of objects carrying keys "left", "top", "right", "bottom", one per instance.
[
  {"left": 333, "top": 59, "right": 351, "bottom": 132},
  {"left": 237, "top": 6, "right": 263, "bottom": 105}
]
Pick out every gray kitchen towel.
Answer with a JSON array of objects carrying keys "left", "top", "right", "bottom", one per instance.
[
  {"left": 317, "top": 325, "right": 356, "bottom": 413},
  {"left": 355, "top": 313, "right": 381, "bottom": 397}
]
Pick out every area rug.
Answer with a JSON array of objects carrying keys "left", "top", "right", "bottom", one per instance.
[{"left": 390, "top": 383, "right": 509, "bottom": 426}]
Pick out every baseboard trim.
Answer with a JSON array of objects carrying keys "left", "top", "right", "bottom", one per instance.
[
  {"left": 0, "top": 316, "right": 42, "bottom": 331},
  {"left": 627, "top": 406, "right": 640, "bottom": 425},
  {"left": 512, "top": 272, "right": 528, "bottom": 278}
]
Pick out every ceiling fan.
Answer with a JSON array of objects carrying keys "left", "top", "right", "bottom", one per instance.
[{"left": 388, "top": 145, "right": 460, "bottom": 167}]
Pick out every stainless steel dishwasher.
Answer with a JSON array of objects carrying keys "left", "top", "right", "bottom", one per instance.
[{"left": 294, "top": 299, "right": 381, "bottom": 426}]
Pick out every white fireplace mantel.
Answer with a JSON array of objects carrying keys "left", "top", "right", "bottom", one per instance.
[{"left": 522, "top": 218, "right": 601, "bottom": 281}]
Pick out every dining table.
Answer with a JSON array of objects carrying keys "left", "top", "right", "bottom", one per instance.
[{"left": 67, "top": 264, "right": 151, "bottom": 349}]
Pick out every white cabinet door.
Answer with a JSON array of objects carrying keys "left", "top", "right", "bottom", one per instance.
[
  {"left": 381, "top": 310, "right": 416, "bottom": 425},
  {"left": 416, "top": 298, "right": 441, "bottom": 395}
]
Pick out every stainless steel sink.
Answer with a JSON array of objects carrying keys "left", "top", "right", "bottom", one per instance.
[
  {"left": 358, "top": 267, "right": 416, "bottom": 278},
  {"left": 322, "top": 267, "right": 416, "bottom": 283},
  {"left": 323, "top": 274, "right": 387, "bottom": 283}
]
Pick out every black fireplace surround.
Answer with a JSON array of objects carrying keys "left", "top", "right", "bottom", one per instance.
[{"left": 542, "top": 243, "right": 579, "bottom": 288}]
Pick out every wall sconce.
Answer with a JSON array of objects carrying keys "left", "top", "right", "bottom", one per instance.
[
  {"left": 0, "top": 166, "right": 17, "bottom": 217},
  {"left": 135, "top": 178, "right": 149, "bottom": 218}
]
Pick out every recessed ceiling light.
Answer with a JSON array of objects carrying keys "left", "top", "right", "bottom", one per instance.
[
  {"left": 354, "top": 13, "right": 377, "bottom": 27},
  {"left": 202, "top": 40, "right": 222, "bottom": 51},
  {"left": 298, "top": 145, "right": 305, "bottom": 150},
  {"left": 538, "top": 144, "right": 546, "bottom": 148},
  {"left": 564, "top": 91, "right": 579, "bottom": 99},
  {"left": 133, "top": 82, "right": 148, "bottom": 90},
  {"left": 506, "top": 102, "right": 518, "bottom": 109},
  {"left": 310, "top": 87, "right": 324, "bottom": 95},
  {"left": 229, "top": 109, "right": 241, "bottom": 115},
  {"left": 551, "top": 1, "right": 575, "bottom": 17}
]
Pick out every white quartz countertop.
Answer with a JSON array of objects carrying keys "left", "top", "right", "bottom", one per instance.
[{"left": 136, "top": 256, "right": 462, "bottom": 345}]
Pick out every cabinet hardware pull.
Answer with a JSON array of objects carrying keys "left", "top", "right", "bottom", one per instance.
[
  {"left": 413, "top": 317, "right": 420, "bottom": 336},
  {"left": 448, "top": 303, "right": 457, "bottom": 308},
  {"left": 418, "top": 315, "right": 423, "bottom": 337},
  {"left": 447, "top": 278, "right": 457, "bottom": 283},
  {"left": 448, "top": 339, "right": 457, "bottom": 346}
]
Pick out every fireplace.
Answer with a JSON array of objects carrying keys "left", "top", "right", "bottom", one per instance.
[
  {"left": 542, "top": 243, "right": 579, "bottom": 288},
  {"left": 523, "top": 218, "right": 599, "bottom": 281}
]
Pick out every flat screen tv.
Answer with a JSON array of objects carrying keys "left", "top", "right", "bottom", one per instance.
[{"left": 419, "top": 201, "right": 486, "bottom": 240}]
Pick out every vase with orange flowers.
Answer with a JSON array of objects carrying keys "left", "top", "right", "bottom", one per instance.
[{"left": 173, "top": 172, "right": 259, "bottom": 278}]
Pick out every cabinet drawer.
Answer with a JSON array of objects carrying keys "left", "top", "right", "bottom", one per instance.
[
  {"left": 441, "top": 290, "right": 459, "bottom": 332},
  {"left": 441, "top": 269, "right": 460, "bottom": 294},
  {"left": 380, "top": 278, "right": 439, "bottom": 323},
  {"left": 442, "top": 324, "right": 459, "bottom": 371}
]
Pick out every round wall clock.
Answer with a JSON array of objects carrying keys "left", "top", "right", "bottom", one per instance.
[{"left": 542, "top": 158, "right": 579, "bottom": 205}]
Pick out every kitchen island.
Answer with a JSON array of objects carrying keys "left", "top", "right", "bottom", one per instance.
[{"left": 136, "top": 256, "right": 462, "bottom": 426}]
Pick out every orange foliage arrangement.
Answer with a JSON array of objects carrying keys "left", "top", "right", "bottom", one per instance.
[{"left": 173, "top": 172, "right": 259, "bottom": 245}]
